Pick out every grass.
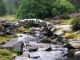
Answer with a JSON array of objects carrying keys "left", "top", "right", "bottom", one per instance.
[
  {"left": 0, "top": 35, "right": 13, "bottom": 45},
  {"left": 0, "top": 15, "right": 19, "bottom": 22},
  {"left": 0, "top": 49, "right": 17, "bottom": 60},
  {"left": 65, "top": 32, "right": 80, "bottom": 39},
  {"left": 61, "top": 17, "right": 79, "bottom": 25}
]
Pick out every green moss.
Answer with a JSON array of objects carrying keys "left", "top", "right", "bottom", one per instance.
[
  {"left": 0, "top": 35, "right": 13, "bottom": 45},
  {"left": 0, "top": 49, "right": 16, "bottom": 60},
  {"left": 65, "top": 32, "right": 80, "bottom": 39}
]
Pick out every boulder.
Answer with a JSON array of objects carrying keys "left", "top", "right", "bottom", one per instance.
[
  {"left": 74, "top": 51, "right": 80, "bottom": 60},
  {"left": 0, "top": 39, "right": 24, "bottom": 54},
  {"left": 29, "top": 46, "right": 38, "bottom": 52}
]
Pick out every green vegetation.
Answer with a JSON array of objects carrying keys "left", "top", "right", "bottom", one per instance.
[
  {"left": 65, "top": 32, "right": 80, "bottom": 39},
  {"left": 16, "top": 0, "right": 76, "bottom": 19},
  {"left": 67, "top": 0, "right": 80, "bottom": 11},
  {"left": 54, "top": 0, "right": 76, "bottom": 15},
  {"left": 0, "top": 0, "right": 6, "bottom": 16},
  {"left": 0, "top": 35, "right": 13, "bottom": 45},
  {"left": 3, "top": 0, "right": 20, "bottom": 15},
  {"left": 16, "top": 0, "right": 54, "bottom": 19},
  {"left": 0, "top": 49, "right": 16, "bottom": 60},
  {"left": 0, "top": 15, "right": 19, "bottom": 22}
]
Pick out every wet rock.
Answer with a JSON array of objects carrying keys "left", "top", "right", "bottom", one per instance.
[
  {"left": 31, "top": 56, "right": 40, "bottom": 59},
  {"left": 74, "top": 51, "right": 80, "bottom": 60},
  {"left": 51, "top": 38, "right": 58, "bottom": 44},
  {"left": 37, "top": 37, "right": 51, "bottom": 43},
  {"left": 74, "top": 30, "right": 80, "bottom": 34},
  {"left": 54, "top": 30, "right": 65, "bottom": 36},
  {"left": 29, "top": 46, "right": 38, "bottom": 52},
  {"left": 61, "top": 37, "right": 68, "bottom": 43},
  {"left": 22, "top": 53, "right": 30, "bottom": 58},
  {"left": 63, "top": 43, "right": 75, "bottom": 51},
  {"left": 45, "top": 47, "right": 52, "bottom": 51},
  {"left": 64, "top": 49, "right": 76, "bottom": 57},
  {"left": 13, "top": 56, "right": 33, "bottom": 60},
  {"left": 33, "top": 27, "right": 42, "bottom": 31}
]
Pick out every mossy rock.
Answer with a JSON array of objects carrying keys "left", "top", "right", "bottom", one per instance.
[
  {"left": 65, "top": 32, "right": 80, "bottom": 39},
  {"left": 18, "top": 26, "right": 25, "bottom": 32}
]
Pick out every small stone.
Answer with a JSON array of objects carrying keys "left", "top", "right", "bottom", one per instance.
[
  {"left": 29, "top": 46, "right": 38, "bottom": 52},
  {"left": 22, "top": 53, "right": 30, "bottom": 58},
  {"left": 45, "top": 47, "right": 52, "bottom": 51}
]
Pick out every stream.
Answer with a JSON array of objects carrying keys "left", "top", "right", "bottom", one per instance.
[{"left": 13, "top": 33, "right": 68, "bottom": 60}]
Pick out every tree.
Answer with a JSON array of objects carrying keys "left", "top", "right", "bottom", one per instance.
[
  {"left": 67, "top": 0, "right": 80, "bottom": 11},
  {"left": 3, "top": 0, "right": 20, "bottom": 15},
  {"left": 0, "top": 0, "right": 6, "bottom": 16},
  {"left": 16, "top": 0, "right": 54, "bottom": 19},
  {"left": 54, "top": 0, "right": 76, "bottom": 15}
]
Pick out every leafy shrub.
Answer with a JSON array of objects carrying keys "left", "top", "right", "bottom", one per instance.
[
  {"left": 16, "top": 0, "right": 53, "bottom": 19},
  {"left": 54, "top": 0, "right": 76, "bottom": 15}
]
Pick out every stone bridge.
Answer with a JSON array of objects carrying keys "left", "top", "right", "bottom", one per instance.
[
  {"left": 19, "top": 19, "right": 55, "bottom": 32},
  {"left": 0, "top": 19, "right": 56, "bottom": 35}
]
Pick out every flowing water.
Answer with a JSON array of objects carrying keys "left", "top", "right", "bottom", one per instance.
[{"left": 14, "top": 33, "right": 68, "bottom": 60}]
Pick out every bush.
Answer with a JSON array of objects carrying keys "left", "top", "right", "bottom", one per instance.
[
  {"left": 16, "top": 0, "right": 54, "bottom": 19},
  {"left": 54, "top": 0, "right": 76, "bottom": 15},
  {"left": 52, "top": 8, "right": 57, "bottom": 17}
]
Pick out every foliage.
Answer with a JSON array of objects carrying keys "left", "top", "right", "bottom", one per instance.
[
  {"left": 16, "top": 0, "right": 76, "bottom": 19},
  {"left": 67, "top": 0, "right": 80, "bottom": 11},
  {"left": 16, "top": 0, "right": 54, "bottom": 19},
  {"left": 52, "top": 8, "right": 57, "bottom": 17},
  {"left": 0, "top": 49, "right": 15, "bottom": 60},
  {"left": 3, "top": 0, "right": 20, "bottom": 15},
  {"left": 0, "top": 0, "right": 6, "bottom": 16},
  {"left": 54, "top": 0, "right": 76, "bottom": 15}
]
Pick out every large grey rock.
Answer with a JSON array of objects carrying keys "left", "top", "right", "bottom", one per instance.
[{"left": 0, "top": 38, "right": 24, "bottom": 52}]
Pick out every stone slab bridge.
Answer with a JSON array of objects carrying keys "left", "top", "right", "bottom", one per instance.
[{"left": 18, "top": 19, "right": 56, "bottom": 32}]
